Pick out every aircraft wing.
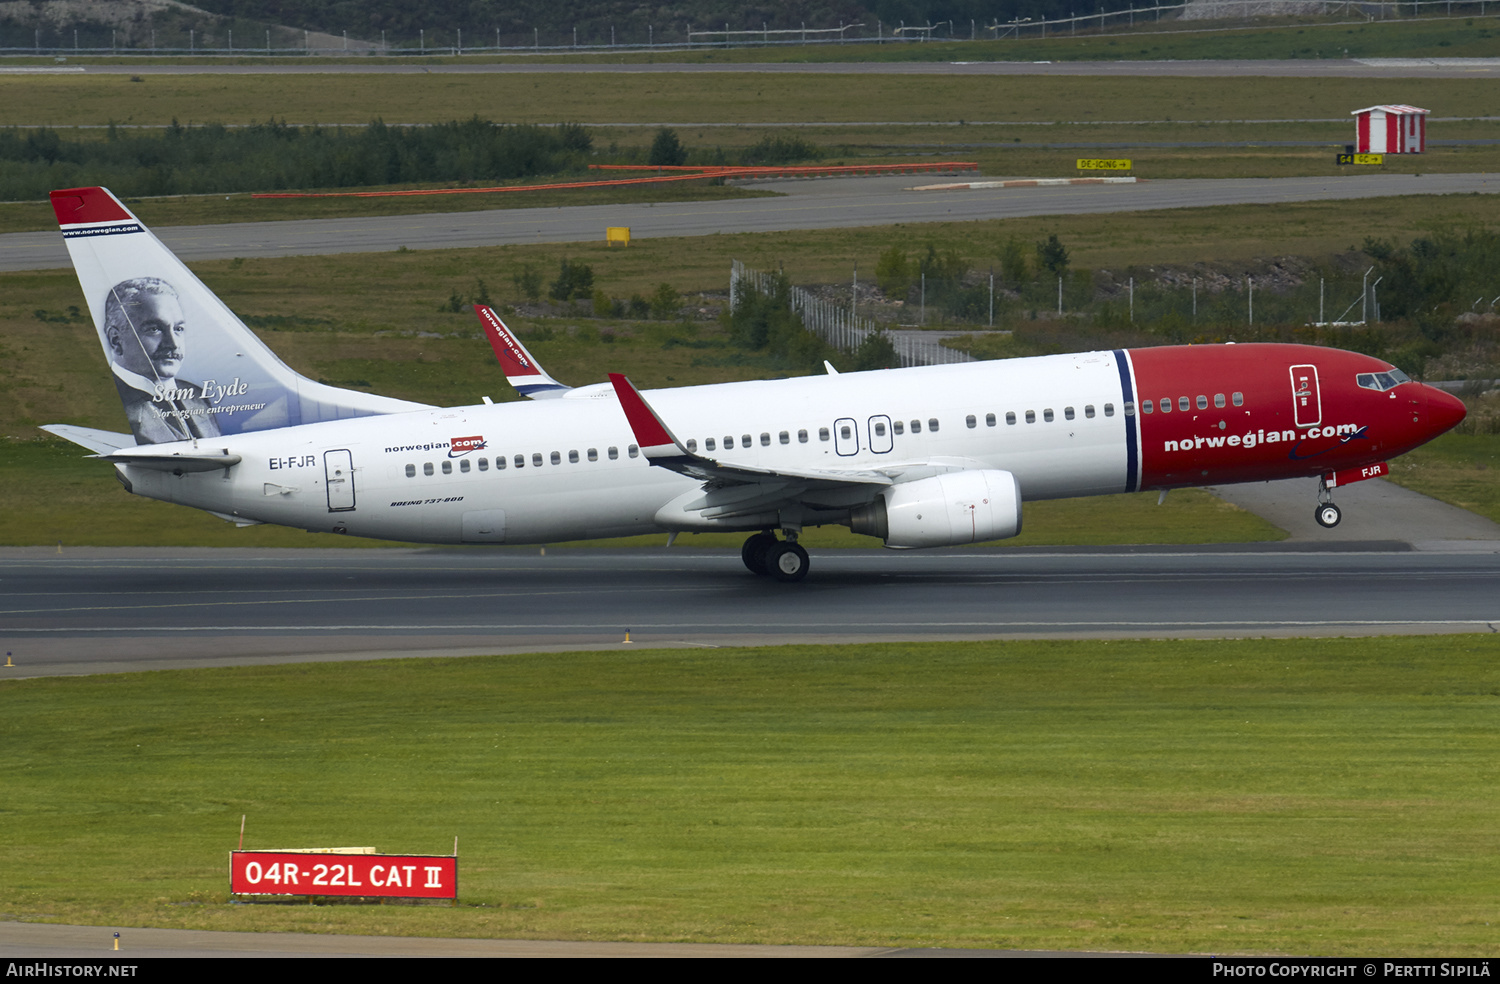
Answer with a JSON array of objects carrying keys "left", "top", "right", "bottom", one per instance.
[
  {"left": 607, "top": 373, "right": 893, "bottom": 492},
  {"left": 475, "top": 305, "right": 571, "bottom": 399}
]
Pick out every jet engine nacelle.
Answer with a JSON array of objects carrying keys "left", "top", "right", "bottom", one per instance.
[{"left": 850, "top": 469, "right": 1023, "bottom": 548}]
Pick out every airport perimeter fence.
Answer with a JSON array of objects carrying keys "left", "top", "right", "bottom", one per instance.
[
  {"left": 730, "top": 260, "right": 974, "bottom": 368},
  {"left": 7, "top": 1, "right": 1497, "bottom": 57}
]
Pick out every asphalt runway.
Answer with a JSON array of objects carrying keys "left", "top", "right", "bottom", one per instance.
[
  {"left": 21, "top": 57, "right": 1500, "bottom": 77},
  {"left": 2, "top": 921, "right": 1109, "bottom": 957},
  {"left": 3, "top": 545, "right": 1498, "bottom": 679},
  {"left": 5, "top": 172, "right": 1496, "bottom": 272}
]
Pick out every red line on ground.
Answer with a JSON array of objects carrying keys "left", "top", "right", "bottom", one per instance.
[{"left": 250, "top": 161, "right": 980, "bottom": 199}]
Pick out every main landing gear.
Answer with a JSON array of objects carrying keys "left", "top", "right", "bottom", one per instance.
[
  {"left": 1314, "top": 477, "right": 1342, "bottom": 529},
  {"left": 741, "top": 530, "right": 810, "bottom": 582}
]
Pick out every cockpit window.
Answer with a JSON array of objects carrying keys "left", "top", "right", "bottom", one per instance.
[{"left": 1356, "top": 370, "right": 1409, "bottom": 393}]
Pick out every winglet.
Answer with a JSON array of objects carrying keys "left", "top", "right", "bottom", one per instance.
[
  {"left": 474, "top": 305, "right": 570, "bottom": 399},
  {"left": 607, "top": 373, "right": 688, "bottom": 461}
]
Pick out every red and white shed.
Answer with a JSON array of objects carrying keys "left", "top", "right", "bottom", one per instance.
[{"left": 1352, "top": 105, "right": 1429, "bottom": 154}]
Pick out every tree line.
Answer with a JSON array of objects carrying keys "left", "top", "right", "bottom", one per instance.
[
  {"left": 0, "top": 122, "right": 825, "bottom": 201},
  {"left": 0, "top": 119, "right": 592, "bottom": 201}
]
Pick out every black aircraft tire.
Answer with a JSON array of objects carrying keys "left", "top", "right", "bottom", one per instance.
[
  {"left": 766, "top": 542, "right": 810, "bottom": 583},
  {"left": 1315, "top": 503, "right": 1342, "bottom": 529},
  {"left": 741, "top": 532, "right": 778, "bottom": 575}
]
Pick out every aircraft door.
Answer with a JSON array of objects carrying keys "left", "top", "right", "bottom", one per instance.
[
  {"left": 868, "top": 415, "right": 893, "bottom": 454},
  {"left": 834, "top": 417, "right": 860, "bottom": 456},
  {"left": 1289, "top": 365, "right": 1322, "bottom": 428},
  {"left": 324, "top": 449, "right": 356, "bottom": 512}
]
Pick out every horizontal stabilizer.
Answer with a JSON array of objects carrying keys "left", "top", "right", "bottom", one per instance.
[
  {"left": 40, "top": 424, "right": 136, "bottom": 455},
  {"left": 96, "top": 447, "right": 241, "bottom": 472}
]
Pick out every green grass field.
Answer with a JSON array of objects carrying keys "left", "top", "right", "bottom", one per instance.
[
  {"left": 0, "top": 71, "right": 1494, "bottom": 219},
  {"left": 7, "top": 71, "right": 1493, "bottom": 129},
  {"left": 42, "top": 15, "right": 1500, "bottom": 65},
  {"left": 1385, "top": 430, "right": 1500, "bottom": 524},
  {"left": 4, "top": 637, "right": 1498, "bottom": 953}
]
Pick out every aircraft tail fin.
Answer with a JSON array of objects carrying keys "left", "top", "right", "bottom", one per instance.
[
  {"left": 51, "top": 186, "right": 431, "bottom": 446},
  {"left": 475, "top": 304, "right": 571, "bottom": 399}
]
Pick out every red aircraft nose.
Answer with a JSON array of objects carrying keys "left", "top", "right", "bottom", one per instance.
[{"left": 1423, "top": 385, "right": 1468, "bottom": 437}]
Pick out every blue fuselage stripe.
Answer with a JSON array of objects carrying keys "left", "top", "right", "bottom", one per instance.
[{"left": 1114, "top": 349, "right": 1139, "bottom": 493}]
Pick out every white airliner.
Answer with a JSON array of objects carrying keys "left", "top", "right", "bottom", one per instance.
[{"left": 44, "top": 186, "right": 1466, "bottom": 581}]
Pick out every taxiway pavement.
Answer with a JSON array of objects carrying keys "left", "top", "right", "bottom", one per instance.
[{"left": 4, "top": 173, "right": 1496, "bottom": 272}]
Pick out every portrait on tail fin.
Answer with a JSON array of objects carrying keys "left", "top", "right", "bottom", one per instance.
[{"left": 103, "top": 277, "right": 221, "bottom": 444}]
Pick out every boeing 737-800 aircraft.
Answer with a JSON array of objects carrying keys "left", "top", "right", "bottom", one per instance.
[{"left": 44, "top": 186, "right": 1466, "bottom": 581}]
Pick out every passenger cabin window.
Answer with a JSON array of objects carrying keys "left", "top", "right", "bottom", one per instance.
[
  {"left": 515, "top": 455, "right": 526, "bottom": 469},
  {"left": 1006, "top": 412, "right": 1016, "bottom": 425},
  {"left": 873, "top": 420, "right": 887, "bottom": 437},
  {"left": 705, "top": 438, "right": 716, "bottom": 451},
  {"left": 587, "top": 448, "right": 598, "bottom": 462},
  {"left": 893, "top": 421, "right": 905, "bottom": 435},
  {"left": 986, "top": 413, "right": 996, "bottom": 427},
  {"left": 550, "top": 452, "right": 561, "bottom": 465},
  {"left": 532, "top": 453, "right": 543, "bottom": 467},
  {"left": 405, "top": 464, "right": 416, "bottom": 478},
  {"left": 724, "top": 436, "right": 735, "bottom": 449},
  {"left": 966, "top": 414, "right": 976, "bottom": 428},
  {"left": 910, "top": 420, "right": 922, "bottom": 433},
  {"left": 840, "top": 423, "right": 853, "bottom": 439},
  {"left": 477, "top": 458, "right": 488, "bottom": 472},
  {"left": 742, "top": 434, "right": 752, "bottom": 447},
  {"left": 1232, "top": 392, "right": 1244, "bottom": 406},
  {"left": 760, "top": 432, "right": 770, "bottom": 447},
  {"left": 1196, "top": 395, "right": 1208, "bottom": 410},
  {"left": 1178, "top": 396, "right": 1190, "bottom": 412},
  {"left": 798, "top": 429, "right": 809, "bottom": 443},
  {"left": 1043, "top": 409, "right": 1055, "bottom": 422},
  {"left": 608, "top": 447, "right": 619, "bottom": 460},
  {"left": 568, "top": 450, "right": 579, "bottom": 463},
  {"left": 1143, "top": 401, "right": 1153, "bottom": 413},
  {"left": 685, "top": 440, "right": 697, "bottom": 453},
  {"left": 928, "top": 418, "right": 940, "bottom": 432},
  {"left": 459, "top": 459, "right": 471, "bottom": 473},
  {"left": 779, "top": 431, "right": 790, "bottom": 445},
  {"left": 1064, "top": 407, "right": 1075, "bottom": 420},
  {"left": 1161, "top": 399, "right": 1172, "bottom": 413},
  {"left": 1025, "top": 410, "right": 1036, "bottom": 424},
  {"left": 1084, "top": 405, "right": 1095, "bottom": 418},
  {"left": 496, "top": 456, "right": 507, "bottom": 470},
  {"left": 819, "top": 427, "right": 830, "bottom": 441},
  {"left": 442, "top": 461, "right": 453, "bottom": 474},
  {"left": 1214, "top": 393, "right": 1226, "bottom": 408},
  {"left": 628, "top": 445, "right": 639, "bottom": 458},
  {"left": 424, "top": 462, "right": 434, "bottom": 476}
]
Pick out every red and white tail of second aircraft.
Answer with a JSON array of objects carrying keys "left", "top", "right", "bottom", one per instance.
[{"left": 39, "top": 187, "right": 1466, "bottom": 581}]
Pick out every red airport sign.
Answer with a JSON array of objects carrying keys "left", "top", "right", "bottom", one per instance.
[{"left": 230, "top": 851, "right": 457, "bottom": 899}]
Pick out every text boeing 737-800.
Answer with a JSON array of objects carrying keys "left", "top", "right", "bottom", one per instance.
[{"left": 42, "top": 186, "right": 1466, "bottom": 581}]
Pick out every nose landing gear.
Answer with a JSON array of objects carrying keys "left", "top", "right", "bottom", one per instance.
[
  {"left": 1314, "top": 477, "right": 1342, "bottom": 529},
  {"left": 741, "top": 530, "right": 810, "bottom": 582}
]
